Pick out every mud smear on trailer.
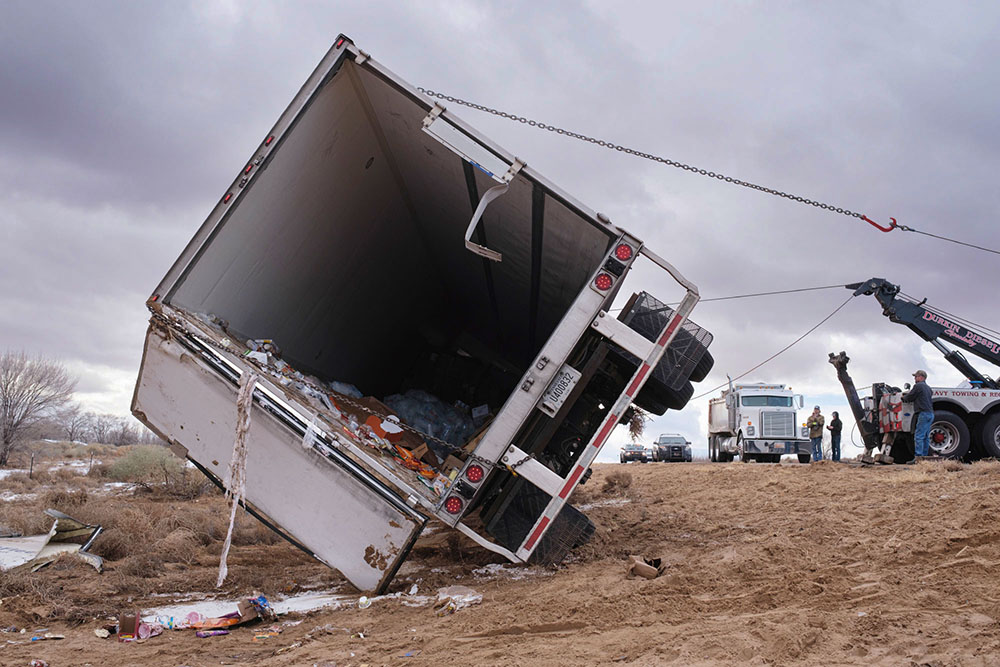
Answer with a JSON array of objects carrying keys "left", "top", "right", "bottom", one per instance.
[{"left": 3, "top": 460, "right": 1000, "bottom": 666}]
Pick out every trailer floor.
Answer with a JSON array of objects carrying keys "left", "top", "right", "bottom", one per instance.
[{"left": 3, "top": 458, "right": 1000, "bottom": 666}]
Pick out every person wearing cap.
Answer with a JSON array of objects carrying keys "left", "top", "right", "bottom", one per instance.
[
  {"left": 807, "top": 406, "right": 825, "bottom": 461},
  {"left": 903, "top": 370, "right": 933, "bottom": 458},
  {"left": 826, "top": 411, "right": 843, "bottom": 462}
]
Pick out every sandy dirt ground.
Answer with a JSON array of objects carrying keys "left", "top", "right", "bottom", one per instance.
[{"left": 3, "top": 458, "right": 1000, "bottom": 666}]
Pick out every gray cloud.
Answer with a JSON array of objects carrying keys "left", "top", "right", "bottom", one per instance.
[{"left": 1, "top": 0, "right": 997, "bottom": 423}]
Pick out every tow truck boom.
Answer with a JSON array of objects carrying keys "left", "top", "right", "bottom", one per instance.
[{"left": 848, "top": 278, "right": 999, "bottom": 389}]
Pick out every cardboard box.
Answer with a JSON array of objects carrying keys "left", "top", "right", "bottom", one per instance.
[{"left": 118, "top": 610, "right": 140, "bottom": 642}]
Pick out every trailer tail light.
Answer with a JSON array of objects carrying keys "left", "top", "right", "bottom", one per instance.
[
  {"left": 614, "top": 243, "right": 634, "bottom": 261},
  {"left": 594, "top": 273, "right": 614, "bottom": 291},
  {"left": 336, "top": 37, "right": 345, "bottom": 48},
  {"left": 223, "top": 192, "right": 233, "bottom": 204},
  {"left": 244, "top": 164, "right": 253, "bottom": 174},
  {"left": 264, "top": 135, "right": 274, "bottom": 146},
  {"left": 444, "top": 496, "right": 464, "bottom": 515},
  {"left": 465, "top": 464, "right": 484, "bottom": 483}
]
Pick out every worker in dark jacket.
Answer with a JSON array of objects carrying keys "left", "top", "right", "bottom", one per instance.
[
  {"left": 903, "top": 369, "right": 933, "bottom": 458},
  {"left": 826, "top": 411, "right": 842, "bottom": 462}
]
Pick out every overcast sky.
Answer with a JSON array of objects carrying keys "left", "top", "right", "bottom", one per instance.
[{"left": 1, "top": 1, "right": 998, "bottom": 459}]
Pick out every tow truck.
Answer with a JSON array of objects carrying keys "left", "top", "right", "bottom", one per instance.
[{"left": 829, "top": 278, "right": 1000, "bottom": 463}]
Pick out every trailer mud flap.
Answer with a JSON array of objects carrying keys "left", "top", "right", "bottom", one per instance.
[{"left": 132, "top": 327, "right": 425, "bottom": 593}]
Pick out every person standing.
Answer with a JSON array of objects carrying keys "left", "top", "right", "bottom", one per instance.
[
  {"left": 903, "top": 369, "right": 933, "bottom": 459},
  {"left": 807, "top": 406, "right": 825, "bottom": 462},
  {"left": 826, "top": 411, "right": 843, "bottom": 462}
]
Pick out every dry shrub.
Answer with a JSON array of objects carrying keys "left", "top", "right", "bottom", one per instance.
[
  {"left": 971, "top": 459, "right": 1000, "bottom": 474},
  {"left": 87, "top": 462, "right": 111, "bottom": 479},
  {"left": 0, "top": 505, "right": 51, "bottom": 536},
  {"left": 52, "top": 467, "right": 84, "bottom": 482},
  {"left": 602, "top": 470, "right": 633, "bottom": 495},
  {"left": 108, "top": 445, "right": 184, "bottom": 487},
  {"left": 27, "top": 469, "right": 52, "bottom": 485},
  {"left": 41, "top": 487, "right": 89, "bottom": 508},
  {"left": 151, "top": 528, "right": 200, "bottom": 564},
  {"left": 232, "top": 514, "right": 280, "bottom": 546},
  {"left": 3, "top": 472, "right": 36, "bottom": 492}
]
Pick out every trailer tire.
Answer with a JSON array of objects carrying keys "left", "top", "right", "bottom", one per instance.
[
  {"left": 688, "top": 350, "right": 714, "bottom": 383},
  {"left": 798, "top": 453, "right": 811, "bottom": 464},
  {"left": 978, "top": 412, "right": 1000, "bottom": 459},
  {"left": 929, "top": 410, "right": 970, "bottom": 460}
]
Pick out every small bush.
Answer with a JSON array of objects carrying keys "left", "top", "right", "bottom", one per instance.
[
  {"left": 41, "top": 488, "right": 89, "bottom": 508},
  {"left": 107, "top": 446, "right": 184, "bottom": 488},
  {"left": 602, "top": 470, "right": 633, "bottom": 495}
]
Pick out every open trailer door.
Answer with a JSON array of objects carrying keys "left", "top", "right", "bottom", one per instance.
[{"left": 132, "top": 319, "right": 426, "bottom": 594}]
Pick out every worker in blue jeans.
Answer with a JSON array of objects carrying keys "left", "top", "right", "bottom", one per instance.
[
  {"left": 807, "top": 406, "right": 824, "bottom": 461},
  {"left": 904, "top": 369, "right": 934, "bottom": 458}
]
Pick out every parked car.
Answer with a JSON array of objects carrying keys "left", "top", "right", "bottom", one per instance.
[
  {"left": 653, "top": 433, "right": 693, "bottom": 462},
  {"left": 620, "top": 443, "right": 649, "bottom": 463}
]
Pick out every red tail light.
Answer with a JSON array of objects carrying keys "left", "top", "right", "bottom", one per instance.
[
  {"left": 594, "top": 273, "right": 614, "bottom": 291},
  {"left": 264, "top": 135, "right": 274, "bottom": 146},
  {"left": 223, "top": 192, "right": 233, "bottom": 204},
  {"left": 465, "top": 465, "right": 484, "bottom": 483},
  {"left": 444, "top": 496, "right": 464, "bottom": 515},
  {"left": 614, "top": 243, "right": 633, "bottom": 261}
]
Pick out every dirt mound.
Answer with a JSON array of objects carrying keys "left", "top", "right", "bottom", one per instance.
[{"left": 2, "top": 460, "right": 999, "bottom": 665}]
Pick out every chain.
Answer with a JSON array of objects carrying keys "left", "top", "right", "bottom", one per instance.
[
  {"left": 148, "top": 307, "right": 483, "bottom": 463},
  {"left": 417, "top": 88, "right": 866, "bottom": 220},
  {"left": 505, "top": 454, "right": 532, "bottom": 475}
]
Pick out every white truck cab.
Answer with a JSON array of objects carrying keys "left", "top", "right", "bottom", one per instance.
[{"left": 708, "top": 383, "right": 809, "bottom": 463}]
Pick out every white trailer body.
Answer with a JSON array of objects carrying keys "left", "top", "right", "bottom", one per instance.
[
  {"left": 708, "top": 383, "right": 809, "bottom": 462},
  {"left": 132, "top": 35, "right": 713, "bottom": 593}
]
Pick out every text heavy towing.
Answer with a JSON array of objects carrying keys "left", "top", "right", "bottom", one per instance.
[{"left": 131, "top": 35, "right": 714, "bottom": 593}]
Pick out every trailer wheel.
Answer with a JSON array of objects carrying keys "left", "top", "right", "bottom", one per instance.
[
  {"left": 688, "top": 350, "right": 714, "bottom": 383},
  {"left": 929, "top": 410, "right": 970, "bottom": 459},
  {"left": 978, "top": 412, "right": 1000, "bottom": 459},
  {"left": 709, "top": 437, "right": 717, "bottom": 462},
  {"left": 798, "top": 453, "right": 811, "bottom": 464}
]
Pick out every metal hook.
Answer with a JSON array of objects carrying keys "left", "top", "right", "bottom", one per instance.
[{"left": 861, "top": 215, "right": 898, "bottom": 233}]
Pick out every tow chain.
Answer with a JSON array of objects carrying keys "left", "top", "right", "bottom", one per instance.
[
  {"left": 148, "top": 307, "right": 493, "bottom": 467},
  {"left": 417, "top": 88, "right": 868, "bottom": 220}
]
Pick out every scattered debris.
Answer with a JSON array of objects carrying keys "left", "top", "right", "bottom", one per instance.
[
  {"left": 627, "top": 555, "right": 667, "bottom": 579},
  {"left": 0, "top": 509, "right": 103, "bottom": 573},
  {"left": 118, "top": 611, "right": 140, "bottom": 642},
  {"left": 434, "top": 585, "right": 482, "bottom": 615},
  {"left": 29, "top": 633, "right": 64, "bottom": 641},
  {"left": 94, "top": 628, "right": 110, "bottom": 639},
  {"left": 195, "top": 629, "right": 230, "bottom": 638},
  {"left": 357, "top": 596, "right": 372, "bottom": 609}
]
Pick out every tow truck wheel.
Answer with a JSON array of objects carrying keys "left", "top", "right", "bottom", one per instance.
[
  {"left": 978, "top": 412, "right": 1000, "bottom": 459},
  {"left": 709, "top": 436, "right": 717, "bottom": 462},
  {"left": 929, "top": 410, "right": 971, "bottom": 459},
  {"left": 797, "top": 453, "right": 811, "bottom": 464}
]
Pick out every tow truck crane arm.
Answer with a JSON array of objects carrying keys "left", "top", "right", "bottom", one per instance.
[{"left": 848, "top": 278, "right": 1000, "bottom": 390}]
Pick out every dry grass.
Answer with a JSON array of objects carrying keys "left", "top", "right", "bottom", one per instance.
[{"left": 602, "top": 470, "right": 633, "bottom": 495}]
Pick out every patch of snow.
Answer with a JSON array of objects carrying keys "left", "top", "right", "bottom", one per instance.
[
  {"left": 0, "top": 492, "right": 38, "bottom": 502},
  {"left": 577, "top": 497, "right": 631, "bottom": 511},
  {"left": 0, "top": 469, "right": 27, "bottom": 480},
  {"left": 472, "top": 562, "right": 554, "bottom": 581}
]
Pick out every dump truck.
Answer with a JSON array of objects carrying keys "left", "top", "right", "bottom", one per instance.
[
  {"left": 708, "top": 382, "right": 810, "bottom": 463},
  {"left": 131, "top": 35, "right": 714, "bottom": 593}
]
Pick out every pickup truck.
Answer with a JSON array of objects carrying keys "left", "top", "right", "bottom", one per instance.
[{"left": 131, "top": 35, "right": 714, "bottom": 593}]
